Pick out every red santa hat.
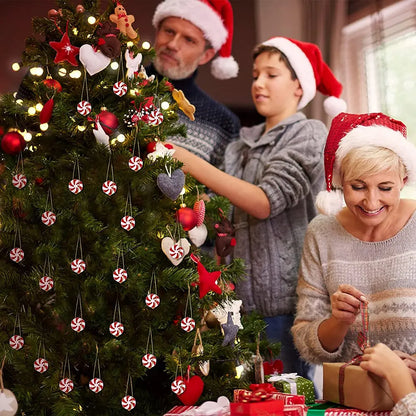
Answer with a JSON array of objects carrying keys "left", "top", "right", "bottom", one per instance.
[
  {"left": 261, "top": 37, "right": 346, "bottom": 117},
  {"left": 152, "top": 0, "right": 238, "bottom": 79},
  {"left": 316, "top": 112, "right": 416, "bottom": 216}
]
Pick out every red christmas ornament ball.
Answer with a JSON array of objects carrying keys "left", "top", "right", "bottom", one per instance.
[
  {"left": 146, "top": 142, "right": 173, "bottom": 153},
  {"left": 176, "top": 207, "right": 197, "bottom": 231},
  {"left": 1, "top": 131, "right": 26, "bottom": 155},
  {"left": 76, "top": 4, "right": 85, "bottom": 13},
  {"left": 43, "top": 78, "right": 62, "bottom": 92},
  {"left": 97, "top": 110, "right": 119, "bottom": 135}
]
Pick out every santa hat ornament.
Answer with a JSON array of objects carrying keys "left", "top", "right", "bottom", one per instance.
[
  {"left": 153, "top": 0, "right": 238, "bottom": 79},
  {"left": 261, "top": 37, "right": 346, "bottom": 117},
  {"left": 316, "top": 112, "right": 416, "bottom": 216}
]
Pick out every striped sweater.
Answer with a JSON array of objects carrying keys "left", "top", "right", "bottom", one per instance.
[{"left": 292, "top": 211, "right": 416, "bottom": 364}]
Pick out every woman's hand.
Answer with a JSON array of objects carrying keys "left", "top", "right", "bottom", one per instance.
[{"left": 330, "top": 284, "right": 367, "bottom": 325}]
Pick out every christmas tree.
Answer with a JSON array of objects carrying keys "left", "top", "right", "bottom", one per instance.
[{"left": 0, "top": 1, "right": 277, "bottom": 415}]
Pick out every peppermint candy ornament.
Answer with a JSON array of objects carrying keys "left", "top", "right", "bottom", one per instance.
[
  {"left": 9, "top": 335, "right": 24, "bottom": 350},
  {"left": 68, "top": 178, "right": 83, "bottom": 194},
  {"left": 71, "top": 258, "right": 86, "bottom": 274},
  {"left": 171, "top": 378, "right": 186, "bottom": 395},
  {"left": 121, "top": 395, "right": 136, "bottom": 411},
  {"left": 102, "top": 180, "right": 117, "bottom": 196},
  {"left": 121, "top": 215, "right": 135, "bottom": 231},
  {"left": 41, "top": 210, "right": 56, "bottom": 226},
  {"left": 145, "top": 293, "right": 160, "bottom": 309},
  {"left": 10, "top": 247, "right": 24, "bottom": 263},
  {"left": 12, "top": 173, "right": 27, "bottom": 189},
  {"left": 71, "top": 317, "right": 85, "bottom": 332},
  {"left": 113, "top": 81, "right": 127, "bottom": 97},
  {"left": 39, "top": 275, "right": 54, "bottom": 292},
  {"left": 113, "top": 267, "right": 127, "bottom": 283},
  {"left": 77, "top": 100, "right": 91, "bottom": 116},
  {"left": 109, "top": 321, "right": 124, "bottom": 337},
  {"left": 34, "top": 357, "right": 49, "bottom": 373},
  {"left": 89, "top": 377, "right": 104, "bottom": 393},
  {"left": 147, "top": 108, "right": 164, "bottom": 126},
  {"left": 59, "top": 377, "right": 74, "bottom": 393},
  {"left": 128, "top": 156, "right": 143, "bottom": 171},
  {"left": 181, "top": 317, "right": 195, "bottom": 332},
  {"left": 169, "top": 243, "right": 184, "bottom": 260},
  {"left": 142, "top": 353, "right": 157, "bottom": 369}
]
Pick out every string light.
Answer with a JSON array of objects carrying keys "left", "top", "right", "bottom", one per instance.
[
  {"left": 77, "top": 125, "right": 86, "bottom": 132},
  {"left": 69, "top": 70, "right": 82, "bottom": 79},
  {"left": 35, "top": 103, "right": 43, "bottom": 112},
  {"left": 58, "top": 68, "right": 67, "bottom": 77},
  {"left": 87, "top": 15, "right": 96, "bottom": 25},
  {"left": 40, "top": 123, "right": 49, "bottom": 131},
  {"left": 30, "top": 67, "right": 44, "bottom": 76},
  {"left": 12, "top": 62, "right": 21, "bottom": 72},
  {"left": 110, "top": 62, "right": 119, "bottom": 70},
  {"left": 161, "top": 101, "right": 170, "bottom": 110},
  {"left": 27, "top": 107, "right": 36, "bottom": 116},
  {"left": 142, "top": 41, "right": 151, "bottom": 50}
]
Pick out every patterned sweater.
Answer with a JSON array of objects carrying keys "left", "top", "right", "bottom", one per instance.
[
  {"left": 147, "top": 64, "right": 240, "bottom": 167},
  {"left": 392, "top": 393, "right": 416, "bottom": 416},
  {"left": 292, "top": 212, "right": 416, "bottom": 364}
]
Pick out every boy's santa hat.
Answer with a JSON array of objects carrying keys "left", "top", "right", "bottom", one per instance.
[
  {"left": 153, "top": 0, "right": 238, "bottom": 79},
  {"left": 316, "top": 112, "right": 416, "bottom": 216},
  {"left": 261, "top": 37, "right": 346, "bottom": 117}
]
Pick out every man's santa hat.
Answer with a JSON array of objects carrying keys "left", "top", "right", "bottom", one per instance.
[
  {"left": 152, "top": 0, "right": 238, "bottom": 80},
  {"left": 316, "top": 112, "right": 416, "bottom": 216},
  {"left": 261, "top": 37, "right": 346, "bottom": 117}
]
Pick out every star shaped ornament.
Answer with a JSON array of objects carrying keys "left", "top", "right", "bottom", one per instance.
[
  {"left": 221, "top": 311, "right": 239, "bottom": 347},
  {"left": 0, "top": 389, "right": 18, "bottom": 415},
  {"left": 49, "top": 31, "right": 79, "bottom": 66},
  {"left": 211, "top": 299, "right": 243, "bottom": 329},
  {"left": 193, "top": 256, "right": 222, "bottom": 298}
]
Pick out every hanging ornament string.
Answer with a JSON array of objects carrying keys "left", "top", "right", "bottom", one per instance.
[
  {"left": 74, "top": 293, "right": 83, "bottom": 319},
  {"left": 164, "top": 163, "right": 172, "bottom": 178},
  {"left": 92, "top": 346, "right": 101, "bottom": 380},
  {"left": 124, "top": 190, "right": 133, "bottom": 219},
  {"left": 72, "top": 157, "right": 81, "bottom": 181},
  {"left": 145, "top": 327, "right": 154, "bottom": 356},
  {"left": 113, "top": 298, "right": 122, "bottom": 324},
  {"left": 148, "top": 272, "right": 158, "bottom": 296},
  {"left": 105, "top": 156, "right": 115, "bottom": 183},
  {"left": 74, "top": 234, "right": 83, "bottom": 260},
  {"left": 184, "top": 284, "right": 193, "bottom": 321},
  {"left": 13, "top": 313, "right": 22, "bottom": 338},
  {"left": 14, "top": 152, "right": 25, "bottom": 175},
  {"left": 13, "top": 221, "right": 22, "bottom": 250},
  {"left": 110, "top": 297, "right": 124, "bottom": 337},
  {"left": 125, "top": 373, "right": 134, "bottom": 397},
  {"left": 37, "top": 340, "right": 46, "bottom": 360},
  {"left": 357, "top": 299, "right": 370, "bottom": 351},
  {"left": 117, "top": 52, "right": 125, "bottom": 83},
  {"left": 80, "top": 74, "right": 90, "bottom": 105},
  {"left": 62, "top": 353, "right": 71, "bottom": 380},
  {"left": 117, "top": 248, "right": 125, "bottom": 270},
  {"left": 44, "top": 188, "right": 54, "bottom": 212}
]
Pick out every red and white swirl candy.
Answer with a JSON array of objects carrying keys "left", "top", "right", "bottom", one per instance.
[
  {"left": 12, "top": 173, "right": 27, "bottom": 189},
  {"left": 145, "top": 293, "right": 160, "bottom": 309},
  {"left": 59, "top": 378, "right": 74, "bottom": 393},
  {"left": 34, "top": 357, "right": 49, "bottom": 373},
  {"left": 89, "top": 377, "right": 104, "bottom": 393},
  {"left": 181, "top": 317, "right": 195, "bottom": 332},
  {"left": 39, "top": 275, "right": 54, "bottom": 292},
  {"left": 71, "top": 259, "right": 86, "bottom": 274},
  {"left": 102, "top": 180, "right": 117, "bottom": 196},
  {"left": 128, "top": 156, "right": 143, "bottom": 172},
  {"left": 77, "top": 100, "right": 92, "bottom": 116},
  {"left": 113, "top": 81, "right": 127, "bottom": 97},
  {"left": 71, "top": 317, "right": 85, "bottom": 332},
  {"left": 121, "top": 395, "right": 136, "bottom": 411},
  {"left": 171, "top": 378, "right": 186, "bottom": 395},
  {"left": 142, "top": 353, "right": 157, "bottom": 369},
  {"left": 9, "top": 335, "right": 24, "bottom": 350},
  {"left": 121, "top": 215, "right": 135, "bottom": 231},
  {"left": 41, "top": 210, "right": 56, "bottom": 226},
  {"left": 169, "top": 244, "right": 184, "bottom": 260},
  {"left": 109, "top": 321, "right": 124, "bottom": 337},
  {"left": 147, "top": 108, "right": 163, "bottom": 126},
  {"left": 113, "top": 268, "right": 127, "bottom": 283},
  {"left": 68, "top": 179, "right": 83, "bottom": 194},
  {"left": 10, "top": 247, "right": 24, "bottom": 263}
]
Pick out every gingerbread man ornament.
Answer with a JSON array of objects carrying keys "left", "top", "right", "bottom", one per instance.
[{"left": 109, "top": 2, "right": 138, "bottom": 40}]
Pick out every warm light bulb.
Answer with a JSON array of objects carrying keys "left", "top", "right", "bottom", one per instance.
[
  {"left": 235, "top": 364, "right": 244, "bottom": 379},
  {"left": 161, "top": 101, "right": 170, "bottom": 110},
  {"left": 87, "top": 15, "right": 96, "bottom": 24},
  {"left": 30, "top": 67, "right": 44, "bottom": 76},
  {"left": 77, "top": 125, "right": 86, "bottom": 132},
  {"left": 117, "top": 134, "right": 126, "bottom": 143},
  {"left": 142, "top": 41, "right": 151, "bottom": 50},
  {"left": 58, "top": 68, "right": 67, "bottom": 77},
  {"left": 69, "top": 70, "right": 82, "bottom": 79},
  {"left": 40, "top": 123, "right": 49, "bottom": 131},
  {"left": 23, "top": 131, "right": 32, "bottom": 142},
  {"left": 35, "top": 103, "right": 43, "bottom": 112},
  {"left": 28, "top": 107, "right": 36, "bottom": 116},
  {"left": 12, "top": 62, "right": 21, "bottom": 72},
  {"left": 129, "top": 89, "right": 137, "bottom": 96},
  {"left": 16, "top": 99, "right": 23, "bottom": 106},
  {"left": 72, "top": 27, "right": 79, "bottom": 35},
  {"left": 110, "top": 62, "right": 119, "bottom": 70}
]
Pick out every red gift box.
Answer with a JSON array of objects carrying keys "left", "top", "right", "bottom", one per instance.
[
  {"left": 164, "top": 405, "right": 198, "bottom": 415},
  {"left": 283, "top": 404, "right": 308, "bottom": 416},
  {"left": 234, "top": 386, "right": 305, "bottom": 405},
  {"left": 322, "top": 409, "right": 391, "bottom": 415},
  {"left": 230, "top": 400, "right": 284, "bottom": 415}
]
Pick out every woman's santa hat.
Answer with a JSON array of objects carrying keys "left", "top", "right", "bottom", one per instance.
[
  {"left": 316, "top": 112, "right": 416, "bottom": 216},
  {"left": 261, "top": 37, "right": 346, "bottom": 117},
  {"left": 152, "top": 0, "right": 238, "bottom": 79}
]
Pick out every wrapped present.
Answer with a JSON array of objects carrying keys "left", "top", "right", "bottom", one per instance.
[
  {"left": 230, "top": 400, "right": 284, "bottom": 415},
  {"left": 269, "top": 374, "right": 315, "bottom": 404},
  {"left": 323, "top": 362, "right": 394, "bottom": 412},
  {"left": 234, "top": 388, "right": 305, "bottom": 405},
  {"left": 306, "top": 401, "right": 391, "bottom": 415},
  {"left": 283, "top": 404, "right": 308, "bottom": 416},
  {"left": 164, "top": 405, "right": 198, "bottom": 415}
]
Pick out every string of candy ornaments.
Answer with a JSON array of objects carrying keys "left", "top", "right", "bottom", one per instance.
[
  {"left": 39, "top": 256, "right": 54, "bottom": 292},
  {"left": 12, "top": 152, "right": 27, "bottom": 189},
  {"left": 171, "top": 352, "right": 186, "bottom": 395},
  {"left": 128, "top": 130, "right": 143, "bottom": 172},
  {"left": 181, "top": 285, "right": 195, "bottom": 332},
  {"left": 34, "top": 340, "right": 48, "bottom": 373},
  {"left": 145, "top": 272, "right": 160, "bottom": 309},
  {"left": 113, "top": 53, "right": 127, "bottom": 97},
  {"left": 10, "top": 221, "right": 24, "bottom": 263},
  {"left": 71, "top": 292, "right": 85, "bottom": 332},
  {"left": 68, "top": 157, "right": 83, "bottom": 194},
  {"left": 102, "top": 156, "right": 117, "bottom": 196},
  {"left": 9, "top": 313, "right": 24, "bottom": 350},
  {"left": 142, "top": 327, "right": 157, "bottom": 369},
  {"left": 109, "top": 298, "right": 124, "bottom": 337},
  {"left": 71, "top": 234, "right": 86, "bottom": 274},
  {"left": 89, "top": 346, "right": 104, "bottom": 393},
  {"left": 59, "top": 353, "right": 74, "bottom": 393},
  {"left": 77, "top": 71, "right": 92, "bottom": 116},
  {"left": 121, "top": 374, "right": 136, "bottom": 410},
  {"left": 121, "top": 190, "right": 135, "bottom": 231},
  {"left": 41, "top": 188, "right": 56, "bottom": 226},
  {"left": 113, "top": 248, "right": 128, "bottom": 283}
]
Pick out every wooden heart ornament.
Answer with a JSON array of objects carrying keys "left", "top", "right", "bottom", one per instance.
[
  {"left": 161, "top": 237, "right": 190, "bottom": 266},
  {"left": 188, "top": 224, "right": 208, "bottom": 247},
  {"left": 176, "top": 375, "right": 204, "bottom": 405},
  {"left": 79, "top": 44, "right": 111, "bottom": 75}
]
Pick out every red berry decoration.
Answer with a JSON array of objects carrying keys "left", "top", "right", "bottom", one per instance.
[
  {"left": 176, "top": 207, "right": 197, "bottom": 231},
  {"left": 96, "top": 110, "right": 118, "bottom": 135},
  {"left": 1, "top": 131, "right": 25, "bottom": 155}
]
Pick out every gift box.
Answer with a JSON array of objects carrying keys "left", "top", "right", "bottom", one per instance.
[
  {"left": 269, "top": 374, "right": 315, "bottom": 404},
  {"left": 283, "top": 404, "right": 308, "bottom": 416},
  {"left": 306, "top": 402, "right": 391, "bottom": 415},
  {"left": 230, "top": 400, "right": 284, "bottom": 415},
  {"left": 323, "top": 362, "right": 395, "bottom": 412},
  {"left": 164, "top": 405, "right": 199, "bottom": 415},
  {"left": 234, "top": 389, "right": 305, "bottom": 405}
]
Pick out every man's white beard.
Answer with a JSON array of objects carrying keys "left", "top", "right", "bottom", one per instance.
[{"left": 153, "top": 51, "right": 200, "bottom": 80}]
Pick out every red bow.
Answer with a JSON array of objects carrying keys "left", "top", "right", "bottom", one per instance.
[
  {"left": 241, "top": 383, "right": 277, "bottom": 402},
  {"left": 263, "top": 359, "right": 283, "bottom": 376}
]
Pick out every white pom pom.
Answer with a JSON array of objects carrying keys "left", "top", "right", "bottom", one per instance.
[
  {"left": 315, "top": 189, "right": 344, "bottom": 216},
  {"left": 324, "top": 96, "right": 347, "bottom": 118},
  {"left": 211, "top": 56, "right": 239, "bottom": 80}
]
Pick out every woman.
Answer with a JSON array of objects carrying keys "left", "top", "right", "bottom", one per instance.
[{"left": 292, "top": 112, "right": 416, "bottom": 365}]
